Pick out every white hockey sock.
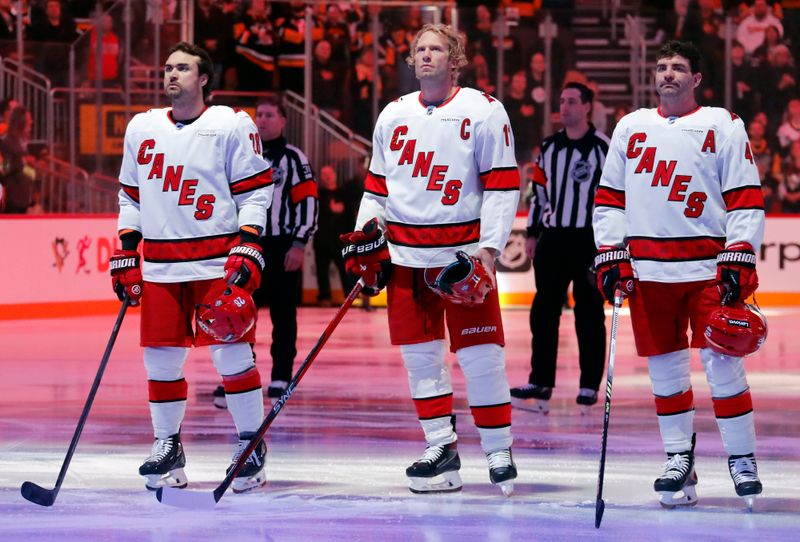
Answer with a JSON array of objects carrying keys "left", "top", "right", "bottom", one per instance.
[
  {"left": 701, "top": 348, "right": 756, "bottom": 455},
  {"left": 143, "top": 347, "right": 189, "bottom": 439},
  {"left": 211, "top": 344, "right": 264, "bottom": 435},
  {"left": 649, "top": 350, "right": 694, "bottom": 453}
]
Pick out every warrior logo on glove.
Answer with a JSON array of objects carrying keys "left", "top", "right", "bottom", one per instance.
[{"left": 425, "top": 251, "right": 494, "bottom": 307}]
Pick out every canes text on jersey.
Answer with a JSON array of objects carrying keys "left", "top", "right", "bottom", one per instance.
[
  {"left": 137, "top": 139, "right": 216, "bottom": 220},
  {"left": 389, "top": 124, "right": 469, "bottom": 205}
]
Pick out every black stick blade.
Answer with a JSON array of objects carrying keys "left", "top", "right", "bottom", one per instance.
[
  {"left": 594, "top": 498, "right": 605, "bottom": 528},
  {"left": 21, "top": 482, "right": 56, "bottom": 507},
  {"left": 156, "top": 486, "right": 218, "bottom": 509}
]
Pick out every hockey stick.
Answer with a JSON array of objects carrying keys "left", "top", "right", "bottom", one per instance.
[
  {"left": 595, "top": 287, "right": 623, "bottom": 528},
  {"left": 21, "top": 296, "right": 131, "bottom": 507},
  {"left": 157, "top": 278, "right": 366, "bottom": 509}
]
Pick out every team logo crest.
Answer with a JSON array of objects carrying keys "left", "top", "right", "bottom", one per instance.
[
  {"left": 271, "top": 165, "right": 285, "bottom": 186},
  {"left": 571, "top": 160, "right": 593, "bottom": 183}
]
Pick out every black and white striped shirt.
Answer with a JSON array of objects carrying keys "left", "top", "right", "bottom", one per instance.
[
  {"left": 262, "top": 136, "right": 318, "bottom": 243},
  {"left": 527, "top": 126, "right": 609, "bottom": 236}
]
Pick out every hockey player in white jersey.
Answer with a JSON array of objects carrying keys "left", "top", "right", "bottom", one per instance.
[
  {"left": 110, "top": 42, "right": 273, "bottom": 493},
  {"left": 593, "top": 41, "right": 765, "bottom": 510},
  {"left": 341, "top": 24, "right": 521, "bottom": 496}
]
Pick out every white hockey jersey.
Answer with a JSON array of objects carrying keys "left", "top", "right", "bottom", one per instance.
[
  {"left": 356, "top": 87, "right": 520, "bottom": 268},
  {"left": 118, "top": 106, "right": 273, "bottom": 282},
  {"left": 593, "top": 106, "right": 765, "bottom": 282}
]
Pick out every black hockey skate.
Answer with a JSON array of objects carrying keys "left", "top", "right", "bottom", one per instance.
[
  {"left": 510, "top": 383, "right": 552, "bottom": 414},
  {"left": 487, "top": 448, "right": 517, "bottom": 497},
  {"left": 728, "top": 453, "right": 762, "bottom": 511},
  {"left": 227, "top": 432, "right": 267, "bottom": 493},
  {"left": 654, "top": 434, "right": 698, "bottom": 508},
  {"left": 406, "top": 442, "right": 462, "bottom": 494},
  {"left": 212, "top": 385, "right": 227, "bottom": 409},
  {"left": 139, "top": 433, "right": 188, "bottom": 491},
  {"left": 576, "top": 388, "right": 598, "bottom": 415}
]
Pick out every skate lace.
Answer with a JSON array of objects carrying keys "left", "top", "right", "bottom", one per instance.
[
  {"left": 729, "top": 456, "right": 759, "bottom": 484},
  {"left": 517, "top": 384, "right": 537, "bottom": 392},
  {"left": 146, "top": 438, "right": 173, "bottom": 463},
  {"left": 661, "top": 453, "right": 691, "bottom": 481},
  {"left": 417, "top": 445, "right": 445, "bottom": 464},
  {"left": 487, "top": 449, "right": 512, "bottom": 470},
  {"left": 232, "top": 440, "right": 263, "bottom": 467}
]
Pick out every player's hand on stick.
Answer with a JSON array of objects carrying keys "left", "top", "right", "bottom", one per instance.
[
  {"left": 340, "top": 217, "right": 392, "bottom": 296},
  {"left": 224, "top": 243, "right": 265, "bottom": 293},
  {"left": 593, "top": 246, "right": 635, "bottom": 302},
  {"left": 110, "top": 249, "right": 143, "bottom": 306},
  {"left": 716, "top": 242, "right": 758, "bottom": 303}
]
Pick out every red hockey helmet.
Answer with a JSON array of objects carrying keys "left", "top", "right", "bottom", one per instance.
[
  {"left": 424, "top": 251, "right": 495, "bottom": 307},
  {"left": 196, "top": 281, "right": 257, "bottom": 343},
  {"left": 704, "top": 302, "right": 767, "bottom": 357}
]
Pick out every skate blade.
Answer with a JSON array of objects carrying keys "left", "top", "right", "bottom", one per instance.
[
  {"left": 213, "top": 398, "right": 227, "bottom": 409},
  {"left": 144, "top": 468, "right": 188, "bottom": 491},
  {"left": 408, "top": 470, "right": 463, "bottom": 494},
  {"left": 495, "top": 480, "right": 514, "bottom": 497},
  {"left": 232, "top": 470, "right": 267, "bottom": 493},
  {"left": 658, "top": 484, "right": 698, "bottom": 509},
  {"left": 744, "top": 495, "right": 756, "bottom": 512},
  {"left": 511, "top": 398, "right": 549, "bottom": 415},
  {"left": 579, "top": 404, "right": 592, "bottom": 416}
]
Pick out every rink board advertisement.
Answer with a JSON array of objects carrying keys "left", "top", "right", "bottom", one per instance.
[{"left": 1, "top": 215, "right": 799, "bottom": 318}]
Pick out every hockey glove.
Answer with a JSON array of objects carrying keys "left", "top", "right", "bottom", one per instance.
[
  {"left": 340, "top": 217, "right": 392, "bottom": 296},
  {"left": 110, "top": 249, "right": 143, "bottom": 306},
  {"left": 224, "top": 242, "right": 266, "bottom": 294},
  {"left": 593, "top": 246, "right": 635, "bottom": 302},
  {"left": 716, "top": 242, "right": 758, "bottom": 303}
]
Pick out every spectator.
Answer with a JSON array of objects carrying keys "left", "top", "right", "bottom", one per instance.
[
  {"left": 276, "top": 1, "right": 309, "bottom": 93},
  {"left": 312, "top": 39, "right": 346, "bottom": 119},
  {"left": 758, "top": 44, "right": 797, "bottom": 132},
  {"left": 314, "top": 165, "right": 351, "bottom": 306},
  {"left": 323, "top": 2, "right": 351, "bottom": 66},
  {"left": 0, "top": 0, "right": 16, "bottom": 57},
  {"left": 504, "top": 70, "right": 539, "bottom": 165},
  {"left": 777, "top": 99, "right": 800, "bottom": 154},
  {"left": 0, "top": 106, "right": 36, "bottom": 214},
  {"left": 736, "top": 0, "right": 783, "bottom": 54},
  {"left": 731, "top": 42, "right": 758, "bottom": 123},
  {"left": 28, "top": 0, "right": 76, "bottom": 87},
  {"left": 748, "top": 119, "right": 781, "bottom": 211},
  {"left": 777, "top": 141, "right": 800, "bottom": 212},
  {"left": 352, "top": 48, "right": 380, "bottom": 138},
  {"left": 750, "top": 24, "right": 784, "bottom": 69},
  {"left": 0, "top": 97, "right": 19, "bottom": 136},
  {"left": 85, "top": 13, "right": 122, "bottom": 88},
  {"left": 233, "top": 0, "right": 276, "bottom": 91}
]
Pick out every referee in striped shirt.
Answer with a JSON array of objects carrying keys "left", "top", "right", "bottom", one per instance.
[
  {"left": 510, "top": 82, "right": 609, "bottom": 414},
  {"left": 253, "top": 95, "right": 318, "bottom": 400}
]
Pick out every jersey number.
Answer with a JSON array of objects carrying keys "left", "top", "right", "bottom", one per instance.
[
  {"left": 502, "top": 124, "right": 511, "bottom": 147},
  {"left": 249, "top": 133, "right": 262, "bottom": 155}
]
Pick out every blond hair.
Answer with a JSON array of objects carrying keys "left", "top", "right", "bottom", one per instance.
[{"left": 406, "top": 24, "right": 468, "bottom": 80}]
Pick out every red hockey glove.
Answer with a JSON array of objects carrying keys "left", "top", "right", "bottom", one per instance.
[
  {"left": 716, "top": 242, "right": 758, "bottom": 303},
  {"left": 593, "top": 246, "right": 635, "bottom": 302},
  {"left": 224, "top": 242, "right": 265, "bottom": 293},
  {"left": 110, "top": 249, "right": 143, "bottom": 306},
  {"left": 340, "top": 218, "right": 392, "bottom": 296}
]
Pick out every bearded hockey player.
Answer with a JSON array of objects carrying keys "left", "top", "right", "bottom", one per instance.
[
  {"left": 341, "top": 24, "right": 521, "bottom": 496},
  {"left": 111, "top": 42, "right": 272, "bottom": 493},
  {"left": 593, "top": 41, "right": 765, "bottom": 510}
]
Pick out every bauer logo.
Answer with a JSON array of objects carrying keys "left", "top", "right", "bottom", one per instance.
[{"left": 461, "top": 326, "right": 497, "bottom": 336}]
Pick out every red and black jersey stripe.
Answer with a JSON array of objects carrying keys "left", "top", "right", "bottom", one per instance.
[
  {"left": 386, "top": 219, "right": 480, "bottom": 248},
  {"left": 480, "top": 166, "right": 520, "bottom": 191},
  {"left": 628, "top": 236, "right": 725, "bottom": 262},
  {"left": 120, "top": 182, "right": 140, "bottom": 203},
  {"left": 722, "top": 185, "right": 764, "bottom": 212},
  {"left": 594, "top": 185, "right": 625, "bottom": 209},
  {"left": 230, "top": 167, "right": 273, "bottom": 195},
  {"left": 364, "top": 170, "right": 388, "bottom": 197},
  {"left": 143, "top": 232, "right": 238, "bottom": 263}
]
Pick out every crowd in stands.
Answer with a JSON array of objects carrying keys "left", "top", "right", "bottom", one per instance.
[{"left": 1, "top": 1, "right": 799, "bottom": 214}]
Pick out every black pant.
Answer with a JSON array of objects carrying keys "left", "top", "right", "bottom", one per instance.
[
  {"left": 313, "top": 240, "right": 347, "bottom": 301},
  {"left": 529, "top": 228, "right": 606, "bottom": 390},
  {"left": 252, "top": 236, "right": 301, "bottom": 383}
]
